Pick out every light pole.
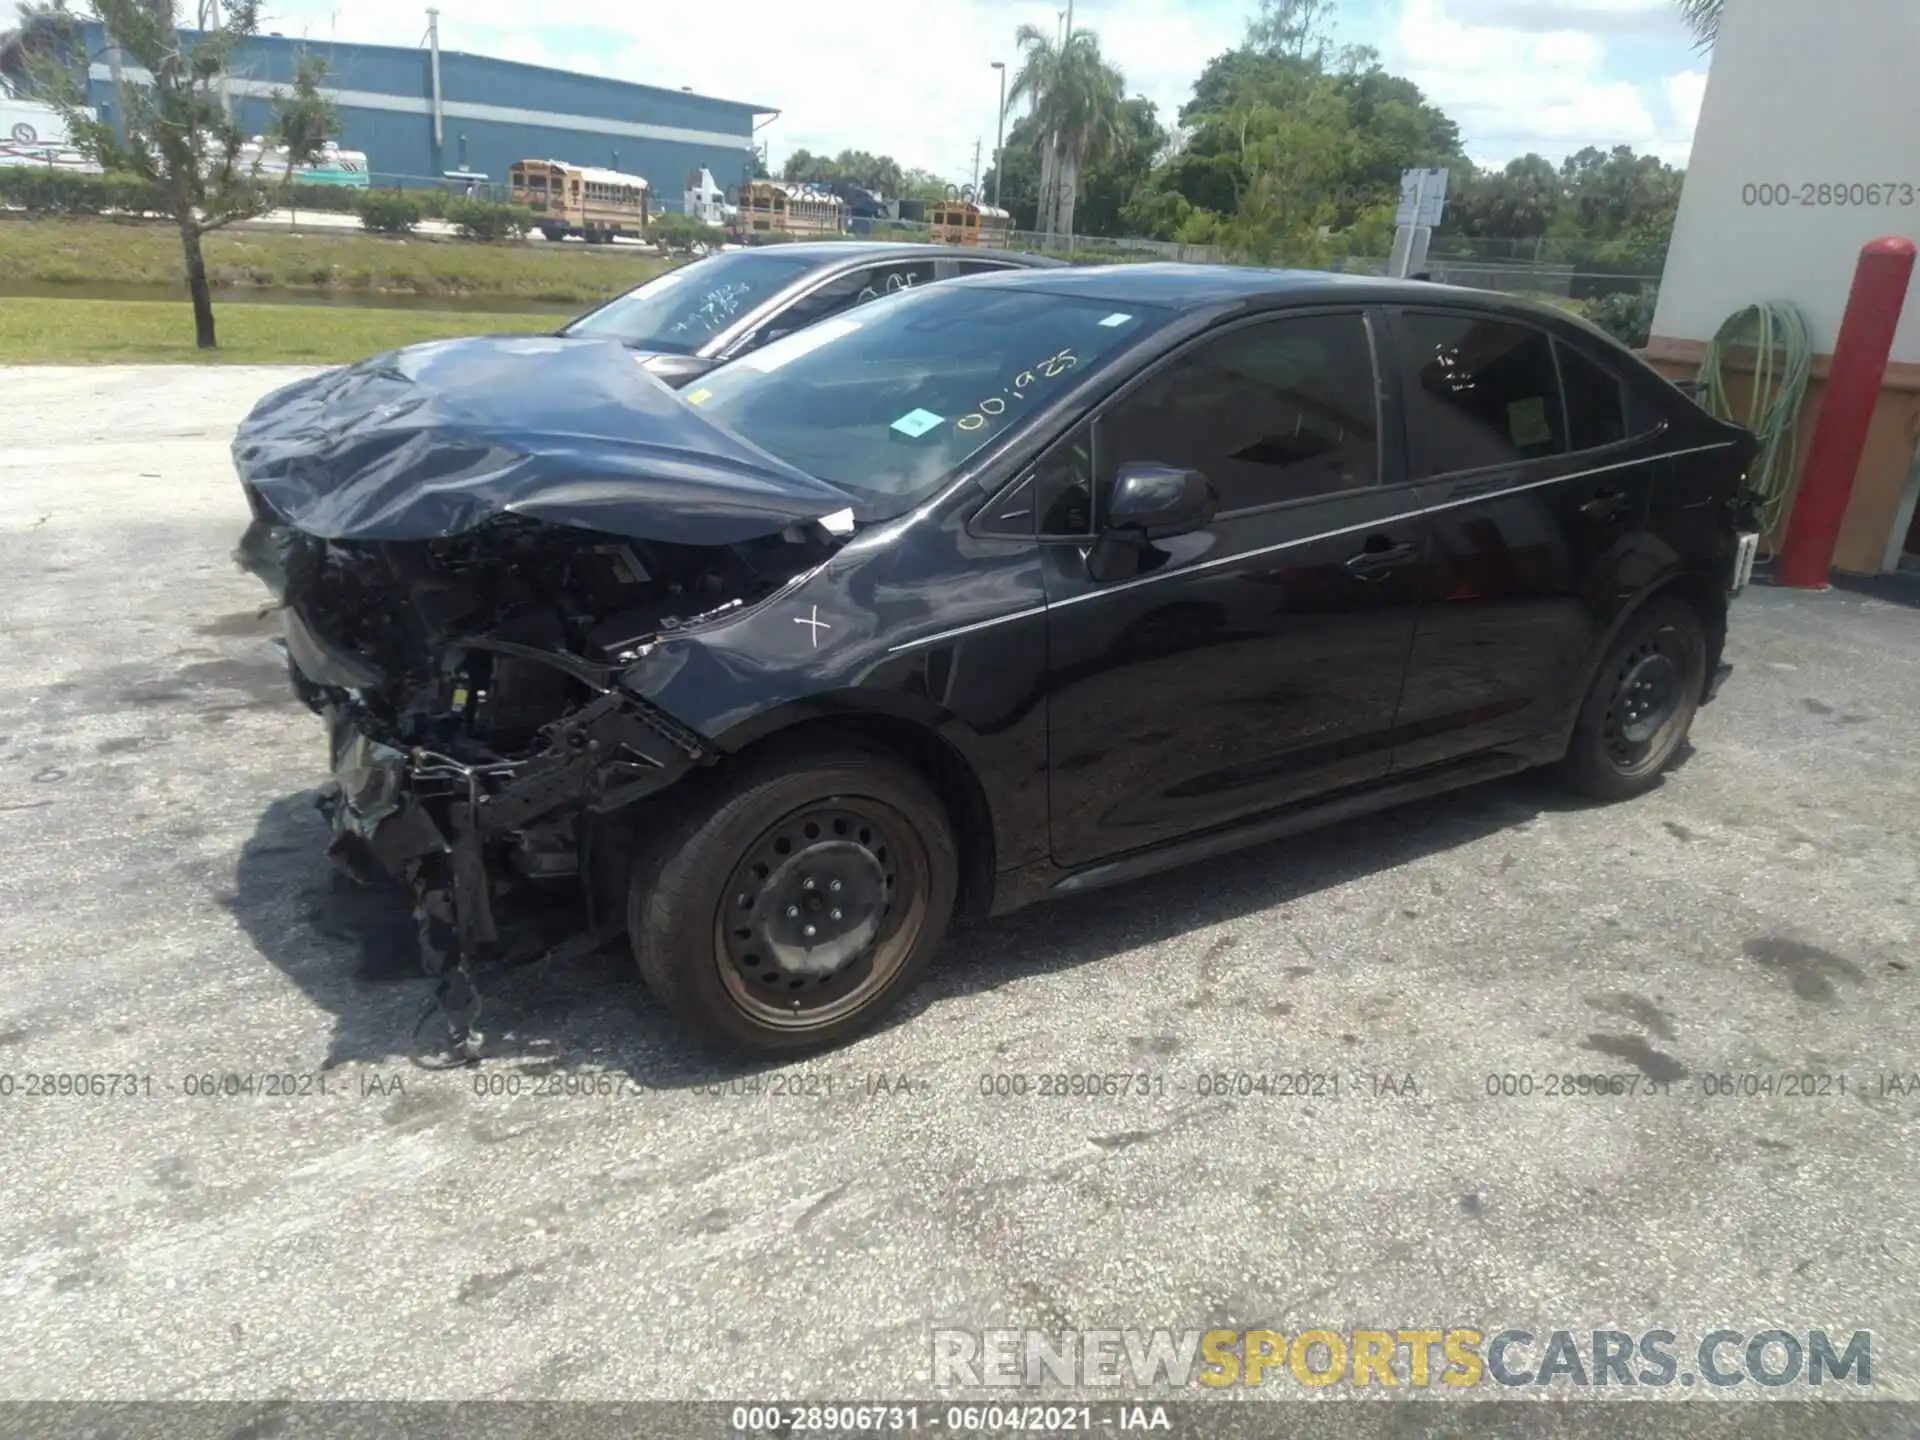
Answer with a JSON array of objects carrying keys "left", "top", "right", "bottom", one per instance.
[{"left": 990, "top": 60, "right": 1006, "bottom": 214}]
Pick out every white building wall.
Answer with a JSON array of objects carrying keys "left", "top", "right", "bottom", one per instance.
[{"left": 1651, "top": 0, "right": 1920, "bottom": 363}]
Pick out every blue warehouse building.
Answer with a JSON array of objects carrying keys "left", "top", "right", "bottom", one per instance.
[{"left": 75, "top": 20, "right": 775, "bottom": 205}]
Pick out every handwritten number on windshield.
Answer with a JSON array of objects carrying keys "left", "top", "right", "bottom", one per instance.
[{"left": 955, "top": 349, "right": 1078, "bottom": 432}]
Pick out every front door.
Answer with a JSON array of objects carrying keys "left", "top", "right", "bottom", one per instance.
[
  {"left": 1381, "top": 307, "right": 1665, "bottom": 772},
  {"left": 1041, "top": 309, "right": 1425, "bottom": 870}
]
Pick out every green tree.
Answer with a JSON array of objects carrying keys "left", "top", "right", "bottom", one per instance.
[
  {"left": 265, "top": 54, "right": 339, "bottom": 224},
  {"left": 1218, "top": 69, "right": 1357, "bottom": 261},
  {"left": 1160, "top": 45, "right": 1356, "bottom": 253},
  {"left": 980, "top": 112, "right": 1042, "bottom": 229},
  {"left": 1073, "top": 95, "right": 1167, "bottom": 237},
  {"left": 0, "top": 0, "right": 77, "bottom": 95},
  {"left": 1557, "top": 144, "right": 1683, "bottom": 237},
  {"left": 1449, "top": 154, "right": 1563, "bottom": 239},
  {"left": 897, "top": 167, "right": 952, "bottom": 202},
  {"left": 1331, "top": 62, "right": 1463, "bottom": 218},
  {"left": 1005, "top": 21, "right": 1126, "bottom": 243},
  {"left": 779, "top": 147, "right": 831, "bottom": 184},
  {"left": 34, "top": 0, "right": 336, "bottom": 349},
  {"left": 782, "top": 147, "right": 910, "bottom": 197}
]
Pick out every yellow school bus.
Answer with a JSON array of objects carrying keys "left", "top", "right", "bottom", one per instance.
[
  {"left": 928, "top": 199, "right": 1012, "bottom": 248},
  {"left": 509, "top": 159, "right": 651, "bottom": 242},
  {"left": 733, "top": 179, "right": 846, "bottom": 240}
]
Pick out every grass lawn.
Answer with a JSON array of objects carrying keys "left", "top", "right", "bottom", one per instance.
[
  {"left": 0, "top": 216, "right": 672, "bottom": 304},
  {"left": 0, "top": 295, "right": 560, "bottom": 365}
]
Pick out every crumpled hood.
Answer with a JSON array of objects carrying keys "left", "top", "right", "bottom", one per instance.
[{"left": 231, "top": 333, "right": 855, "bottom": 546}]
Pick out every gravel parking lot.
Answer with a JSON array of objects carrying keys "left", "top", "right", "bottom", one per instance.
[{"left": 2, "top": 365, "right": 1917, "bottom": 1411}]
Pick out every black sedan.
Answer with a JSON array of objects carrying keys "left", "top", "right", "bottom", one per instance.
[
  {"left": 557, "top": 240, "right": 1063, "bottom": 386},
  {"left": 232, "top": 264, "right": 1761, "bottom": 1058}
]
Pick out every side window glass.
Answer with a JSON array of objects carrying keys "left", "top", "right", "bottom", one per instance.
[
  {"left": 972, "top": 473, "right": 1037, "bottom": 537},
  {"left": 1095, "top": 312, "right": 1379, "bottom": 515},
  {"left": 1556, "top": 339, "right": 1630, "bottom": 452},
  {"left": 955, "top": 260, "right": 1019, "bottom": 276},
  {"left": 1035, "top": 422, "right": 1095, "bottom": 536},
  {"left": 1399, "top": 311, "right": 1565, "bottom": 476},
  {"left": 848, "top": 262, "right": 935, "bottom": 307},
  {"left": 760, "top": 263, "right": 937, "bottom": 348},
  {"left": 763, "top": 271, "right": 870, "bottom": 341}
]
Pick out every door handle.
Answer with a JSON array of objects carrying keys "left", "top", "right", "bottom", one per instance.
[
  {"left": 1579, "top": 489, "right": 1632, "bottom": 520},
  {"left": 1345, "top": 538, "right": 1418, "bottom": 578}
]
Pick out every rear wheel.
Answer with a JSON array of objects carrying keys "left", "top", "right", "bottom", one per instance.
[
  {"left": 1555, "top": 596, "right": 1707, "bottom": 801},
  {"left": 628, "top": 744, "right": 957, "bottom": 1055}
]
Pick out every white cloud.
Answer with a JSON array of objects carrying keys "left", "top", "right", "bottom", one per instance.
[
  {"left": 1379, "top": 0, "right": 1699, "bottom": 168},
  {"left": 261, "top": 0, "right": 1244, "bottom": 183},
  {"left": 1664, "top": 69, "right": 1708, "bottom": 143}
]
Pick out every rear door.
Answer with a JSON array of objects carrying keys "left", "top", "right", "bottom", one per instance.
[
  {"left": 1039, "top": 307, "right": 1426, "bottom": 869},
  {"left": 1383, "top": 306, "right": 1664, "bottom": 772}
]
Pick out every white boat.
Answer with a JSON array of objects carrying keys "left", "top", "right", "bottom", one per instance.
[{"left": 234, "top": 137, "right": 370, "bottom": 188}]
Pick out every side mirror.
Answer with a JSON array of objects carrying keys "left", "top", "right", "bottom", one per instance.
[{"left": 1106, "top": 462, "right": 1217, "bottom": 540}]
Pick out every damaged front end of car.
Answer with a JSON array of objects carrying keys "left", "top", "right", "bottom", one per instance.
[{"left": 229, "top": 334, "right": 858, "bottom": 1059}]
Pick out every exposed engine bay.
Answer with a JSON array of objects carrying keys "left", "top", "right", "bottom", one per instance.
[{"left": 236, "top": 510, "right": 843, "bottom": 1060}]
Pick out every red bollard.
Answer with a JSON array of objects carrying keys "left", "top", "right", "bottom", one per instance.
[{"left": 1774, "top": 236, "right": 1918, "bottom": 588}]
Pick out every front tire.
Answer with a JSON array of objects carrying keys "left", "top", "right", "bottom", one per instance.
[
  {"left": 1555, "top": 596, "right": 1707, "bottom": 801},
  {"left": 628, "top": 743, "right": 958, "bottom": 1055}
]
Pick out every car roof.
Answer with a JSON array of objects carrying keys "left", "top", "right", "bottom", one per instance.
[
  {"left": 954, "top": 261, "right": 1588, "bottom": 326},
  {"left": 739, "top": 241, "right": 1066, "bottom": 269}
]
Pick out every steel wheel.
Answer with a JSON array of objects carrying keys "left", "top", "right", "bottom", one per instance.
[
  {"left": 1601, "top": 633, "right": 1690, "bottom": 776},
  {"left": 1555, "top": 596, "right": 1709, "bottom": 801},
  {"left": 712, "top": 797, "right": 931, "bottom": 1031}
]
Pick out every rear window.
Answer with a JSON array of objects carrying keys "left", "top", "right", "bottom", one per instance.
[{"left": 683, "top": 283, "right": 1175, "bottom": 520}]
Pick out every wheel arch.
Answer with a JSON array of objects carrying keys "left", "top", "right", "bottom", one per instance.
[
  {"left": 705, "top": 699, "right": 1001, "bottom": 923},
  {"left": 1650, "top": 567, "right": 1731, "bottom": 687},
  {"left": 1552, "top": 564, "right": 1729, "bottom": 754}
]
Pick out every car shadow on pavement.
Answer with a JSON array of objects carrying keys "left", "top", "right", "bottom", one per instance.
[{"left": 228, "top": 768, "right": 1624, "bottom": 1084}]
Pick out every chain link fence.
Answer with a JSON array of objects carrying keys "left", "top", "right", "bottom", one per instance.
[{"left": 343, "top": 178, "right": 1663, "bottom": 297}]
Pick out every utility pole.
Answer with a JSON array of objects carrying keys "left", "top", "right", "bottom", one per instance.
[
  {"left": 971, "top": 138, "right": 981, "bottom": 198},
  {"left": 1060, "top": 0, "right": 1076, "bottom": 245},
  {"left": 426, "top": 8, "right": 444, "bottom": 155},
  {"left": 990, "top": 60, "right": 1006, "bottom": 213}
]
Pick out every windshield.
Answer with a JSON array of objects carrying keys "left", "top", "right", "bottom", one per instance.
[
  {"left": 562, "top": 251, "right": 819, "bottom": 354},
  {"left": 682, "top": 281, "right": 1174, "bottom": 519}
]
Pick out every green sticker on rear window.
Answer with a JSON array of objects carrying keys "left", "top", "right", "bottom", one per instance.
[
  {"left": 1508, "top": 395, "right": 1552, "bottom": 448},
  {"left": 891, "top": 408, "right": 944, "bottom": 438}
]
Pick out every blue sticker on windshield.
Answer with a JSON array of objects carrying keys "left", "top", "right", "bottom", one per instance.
[
  {"left": 891, "top": 408, "right": 944, "bottom": 438},
  {"left": 1099, "top": 312, "right": 1134, "bottom": 327}
]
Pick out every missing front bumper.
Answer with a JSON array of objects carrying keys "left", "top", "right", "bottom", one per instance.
[{"left": 310, "top": 682, "right": 713, "bottom": 1061}]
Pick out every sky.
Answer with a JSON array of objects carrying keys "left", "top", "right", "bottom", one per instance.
[{"left": 257, "top": 0, "right": 1712, "bottom": 184}]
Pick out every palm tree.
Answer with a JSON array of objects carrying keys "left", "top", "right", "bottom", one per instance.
[
  {"left": 1005, "top": 21, "right": 1125, "bottom": 246},
  {"left": 1674, "top": 0, "right": 1720, "bottom": 49}
]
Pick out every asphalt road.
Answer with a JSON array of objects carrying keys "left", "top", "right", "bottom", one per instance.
[{"left": 1, "top": 366, "right": 1917, "bottom": 1412}]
